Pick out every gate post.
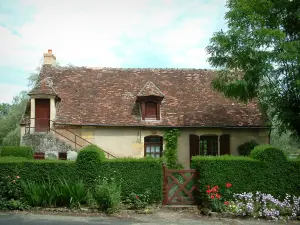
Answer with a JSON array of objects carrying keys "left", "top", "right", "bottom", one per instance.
[{"left": 162, "top": 163, "right": 168, "bottom": 205}]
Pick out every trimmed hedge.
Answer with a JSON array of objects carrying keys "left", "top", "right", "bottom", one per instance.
[
  {"left": 0, "top": 157, "right": 163, "bottom": 202},
  {"left": 0, "top": 146, "right": 33, "bottom": 159},
  {"left": 191, "top": 146, "right": 300, "bottom": 198}
]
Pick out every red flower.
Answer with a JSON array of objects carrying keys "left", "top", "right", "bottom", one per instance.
[
  {"left": 226, "top": 183, "right": 232, "bottom": 188},
  {"left": 207, "top": 185, "right": 210, "bottom": 189},
  {"left": 216, "top": 194, "right": 221, "bottom": 199},
  {"left": 224, "top": 201, "right": 229, "bottom": 205},
  {"left": 135, "top": 195, "right": 139, "bottom": 199},
  {"left": 210, "top": 195, "right": 215, "bottom": 199},
  {"left": 206, "top": 189, "right": 212, "bottom": 194}
]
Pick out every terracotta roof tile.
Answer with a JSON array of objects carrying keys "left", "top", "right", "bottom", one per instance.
[{"left": 29, "top": 66, "right": 268, "bottom": 127}]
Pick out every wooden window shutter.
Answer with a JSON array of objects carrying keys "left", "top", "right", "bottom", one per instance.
[
  {"left": 220, "top": 134, "right": 230, "bottom": 155},
  {"left": 156, "top": 103, "right": 160, "bottom": 120},
  {"left": 189, "top": 134, "right": 199, "bottom": 162}
]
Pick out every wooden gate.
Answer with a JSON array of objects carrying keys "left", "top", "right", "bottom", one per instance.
[{"left": 163, "top": 164, "right": 199, "bottom": 205}]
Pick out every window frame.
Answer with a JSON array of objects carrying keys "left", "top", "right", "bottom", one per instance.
[
  {"left": 137, "top": 96, "right": 162, "bottom": 121},
  {"left": 199, "top": 135, "right": 218, "bottom": 156},
  {"left": 144, "top": 135, "right": 163, "bottom": 158}
]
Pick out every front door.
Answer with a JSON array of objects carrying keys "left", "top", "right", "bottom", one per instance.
[{"left": 35, "top": 99, "right": 50, "bottom": 132}]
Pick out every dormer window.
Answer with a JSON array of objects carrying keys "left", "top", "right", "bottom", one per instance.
[{"left": 136, "top": 81, "right": 164, "bottom": 121}]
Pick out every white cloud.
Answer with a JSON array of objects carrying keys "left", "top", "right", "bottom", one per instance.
[
  {"left": 0, "top": 0, "right": 227, "bottom": 69},
  {"left": 0, "top": 83, "right": 28, "bottom": 103}
]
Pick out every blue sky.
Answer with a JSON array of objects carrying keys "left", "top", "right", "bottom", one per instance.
[{"left": 0, "top": 0, "right": 227, "bottom": 103}]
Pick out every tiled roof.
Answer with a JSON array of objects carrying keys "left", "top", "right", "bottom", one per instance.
[
  {"left": 28, "top": 77, "right": 57, "bottom": 96},
  {"left": 28, "top": 66, "right": 268, "bottom": 127}
]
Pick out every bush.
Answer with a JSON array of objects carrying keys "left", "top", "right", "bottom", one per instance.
[
  {"left": 92, "top": 177, "right": 121, "bottom": 213},
  {"left": 96, "top": 158, "right": 163, "bottom": 202},
  {"left": 76, "top": 145, "right": 106, "bottom": 185},
  {"left": 191, "top": 153, "right": 300, "bottom": 199},
  {"left": 250, "top": 144, "right": 287, "bottom": 163},
  {"left": 0, "top": 146, "right": 33, "bottom": 159},
  {"left": 0, "top": 157, "right": 163, "bottom": 204},
  {"left": 237, "top": 140, "right": 258, "bottom": 156}
]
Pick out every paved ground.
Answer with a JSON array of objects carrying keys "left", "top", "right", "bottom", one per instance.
[{"left": 0, "top": 212, "right": 300, "bottom": 225}]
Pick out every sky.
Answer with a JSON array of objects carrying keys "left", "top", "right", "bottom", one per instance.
[{"left": 0, "top": 0, "right": 227, "bottom": 103}]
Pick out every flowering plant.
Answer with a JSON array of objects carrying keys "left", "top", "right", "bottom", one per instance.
[
  {"left": 205, "top": 182, "right": 233, "bottom": 212},
  {"left": 229, "top": 192, "right": 300, "bottom": 220},
  {"left": 125, "top": 190, "right": 150, "bottom": 209}
]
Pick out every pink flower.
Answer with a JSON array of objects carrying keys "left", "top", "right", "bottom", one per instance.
[
  {"left": 16, "top": 176, "right": 20, "bottom": 179},
  {"left": 7, "top": 176, "right": 10, "bottom": 178},
  {"left": 12, "top": 180, "right": 16, "bottom": 183},
  {"left": 224, "top": 201, "right": 229, "bottom": 205},
  {"left": 211, "top": 195, "right": 215, "bottom": 199},
  {"left": 136, "top": 195, "right": 139, "bottom": 199}
]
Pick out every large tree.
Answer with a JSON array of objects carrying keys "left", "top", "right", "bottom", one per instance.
[{"left": 206, "top": 0, "right": 300, "bottom": 138}]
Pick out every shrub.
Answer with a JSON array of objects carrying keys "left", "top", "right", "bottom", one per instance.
[
  {"left": 76, "top": 145, "right": 106, "bottom": 185},
  {"left": 237, "top": 140, "right": 258, "bottom": 156},
  {"left": 191, "top": 154, "right": 300, "bottom": 199},
  {"left": 125, "top": 190, "right": 151, "bottom": 209},
  {"left": 0, "top": 146, "right": 33, "bottom": 159},
  {"left": 96, "top": 158, "right": 163, "bottom": 202},
  {"left": 0, "top": 157, "right": 163, "bottom": 204},
  {"left": 92, "top": 177, "right": 121, "bottom": 213},
  {"left": 250, "top": 144, "right": 287, "bottom": 163}
]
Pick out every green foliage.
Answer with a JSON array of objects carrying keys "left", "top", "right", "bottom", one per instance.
[
  {"left": 0, "top": 157, "right": 163, "bottom": 203},
  {"left": 0, "top": 103, "right": 11, "bottom": 118},
  {"left": 250, "top": 145, "right": 287, "bottom": 163},
  {"left": 92, "top": 177, "right": 121, "bottom": 213},
  {"left": 237, "top": 140, "right": 258, "bottom": 156},
  {"left": 271, "top": 128, "right": 300, "bottom": 155},
  {"left": 0, "top": 146, "right": 33, "bottom": 159},
  {"left": 21, "top": 178, "right": 86, "bottom": 208},
  {"left": 163, "top": 129, "right": 183, "bottom": 169},
  {"left": 3, "top": 126, "right": 21, "bottom": 146},
  {"left": 206, "top": 0, "right": 300, "bottom": 137},
  {"left": 76, "top": 144, "right": 106, "bottom": 185},
  {"left": 124, "top": 190, "right": 151, "bottom": 209},
  {"left": 0, "top": 174, "right": 28, "bottom": 210},
  {"left": 191, "top": 153, "right": 300, "bottom": 199},
  {"left": 0, "top": 92, "right": 28, "bottom": 146}
]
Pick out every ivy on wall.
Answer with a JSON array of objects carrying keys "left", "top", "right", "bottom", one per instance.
[{"left": 163, "top": 129, "right": 183, "bottom": 169}]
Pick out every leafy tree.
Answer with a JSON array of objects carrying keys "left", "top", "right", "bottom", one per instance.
[
  {"left": 0, "top": 92, "right": 28, "bottom": 146},
  {"left": 0, "top": 103, "right": 11, "bottom": 118},
  {"left": 206, "top": 0, "right": 300, "bottom": 138}
]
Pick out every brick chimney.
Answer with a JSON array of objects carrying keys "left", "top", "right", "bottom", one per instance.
[{"left": 43, "top": 49, "right": 56, "bottom": 66}]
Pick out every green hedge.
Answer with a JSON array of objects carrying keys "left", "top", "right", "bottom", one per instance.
[
  {"left": 191, "top": 146, "right": 300, "bottom": 198},
  {"left": 0, "top": 146, "right": 33, "bottom": 159},
  {"left": 0, "top": 157, "right": 163, "bottom": 202}
]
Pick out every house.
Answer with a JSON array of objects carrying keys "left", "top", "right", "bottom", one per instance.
[{"left": 20, "top": 50, "right": 270, "bottom": 168}]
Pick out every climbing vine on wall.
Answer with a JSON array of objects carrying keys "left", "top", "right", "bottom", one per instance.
[{"left": 163, "top": 129, "right": 183, "bottom": 169}]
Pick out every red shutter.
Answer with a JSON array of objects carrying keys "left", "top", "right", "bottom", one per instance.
[
  {"left": 220, "top": 134, "right": 230, "bottom": 155},
  {"left": 189, "top": 134, "right": 199, "bottom": 162}
]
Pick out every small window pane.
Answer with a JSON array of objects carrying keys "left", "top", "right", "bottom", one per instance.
[
  {"left": 146, "top": 146, "right": 150, "bottom": 153},
  {"left": 151, "top": 153, "right": 155, "bottom": 157},
  {"left": 155, "top": 146, "right": 160, "bottom": 152}
]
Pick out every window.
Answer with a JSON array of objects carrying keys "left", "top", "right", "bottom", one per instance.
[
  {"left": 144, "top": 136, "right": 163, "bottom": 158},
  {"left": 199, "top": 135, "right": 218, "bottom": 156},
  {"left": 145, "top": 101, "right": 158, "bottom": 119},
  {"left": 58, "top": 152, "right": 67, "bottom": 160}
]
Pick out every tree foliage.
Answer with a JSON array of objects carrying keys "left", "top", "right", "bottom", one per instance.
[{"left": 206, "top": 0, "right": 300, "bottom": 137}]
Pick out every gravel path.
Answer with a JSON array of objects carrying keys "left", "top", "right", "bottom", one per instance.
[{"left": 0, "top": 209, "right": 299, "bottom": 225}]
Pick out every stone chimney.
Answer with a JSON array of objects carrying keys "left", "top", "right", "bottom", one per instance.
[{"left": 43, "top": 49, "right": 56, "bottom": 66}]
